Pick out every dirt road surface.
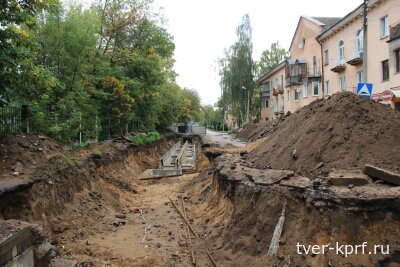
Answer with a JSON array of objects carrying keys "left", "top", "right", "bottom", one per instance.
[
  {"left": 202, "top": 129, "right": 247, "bottom": 147},
  {"left": 79, "top": 174, "right": 208, "bottom": 266}
]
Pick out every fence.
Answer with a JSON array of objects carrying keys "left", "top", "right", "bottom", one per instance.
[
  {"left": 0, "top": 107, "right": 22, "bottom": 138},
  {"left": 0, "top": 106, "right": 141, "bottom": 144}
]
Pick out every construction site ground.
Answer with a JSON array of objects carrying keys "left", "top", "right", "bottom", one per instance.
[{"left": 1, "top": 93, "right": 400, "bottom": 267}]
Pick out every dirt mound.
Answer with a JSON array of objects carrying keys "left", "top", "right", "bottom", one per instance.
[
  {"left": 249, "top": 92, "right": 400, "bottom": 173},
  {"left": 0, "top": 134, "right": 65, "bottom": 179},
  {"left": 236, "top": 116, "right": 287, "bottom": 142}
]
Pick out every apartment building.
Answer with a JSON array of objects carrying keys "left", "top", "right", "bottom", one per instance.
[
  {"left": 258, "top": 16, "right": 339, "bottom": 120},
  {"left": 258, "top": 0, "right": 400, "bottom": 117},
  {"left": 258, "top": 62, "right": 285, "bottom": 121},
  {"left": 318, "top": 0, "right": 400, "bottom": 110}
]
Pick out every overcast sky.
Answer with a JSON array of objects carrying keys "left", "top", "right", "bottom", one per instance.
[{"left": 152, "top": 0, "right": 362, "bottom": 105}]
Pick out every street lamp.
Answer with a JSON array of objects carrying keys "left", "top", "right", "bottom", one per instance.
[{"left": 242, "top": 86, "right": 250, "bottom": 124}]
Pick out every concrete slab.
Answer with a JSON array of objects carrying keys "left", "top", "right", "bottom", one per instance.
[
  {"left": 280, "top": 176, "right": 312, "bottom": 189},
  {"left": 252, "top": 170, "right": 295, "bottom": 186},
  {"left": 146, "top": 169, "right": 182, "bottom": 177},
  {"left": 327, "top": 170, "right": 371, "bottom": 186},
  {"left": 364, "top": 164, "right": 400, "bottom": 186},
  {"left": 0, "top": 178, "right": 35, "bottom": 197}
]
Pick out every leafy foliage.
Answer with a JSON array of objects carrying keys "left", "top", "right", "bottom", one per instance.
[
  {"left": 1, "top": 0, "right": 201, "bottom": 143},
  {"left": 256, "top": 41, "right": 288, "bottom": 77},
  {"left": 131, "top": 131, "right": 160, "bottom": 146},
  {"left": 218, "top": 14, "right": 255, "bottom": 127}
]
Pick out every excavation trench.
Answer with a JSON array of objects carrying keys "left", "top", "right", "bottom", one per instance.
[
  {"left": 3, "top": 132, "right": 400, "bottom": 266},
  {"left": 0, "top": 134, "right": 215, "bottom": 266},
  {"left": 189, "top": 153, "right": 400, "bottom": 267}
]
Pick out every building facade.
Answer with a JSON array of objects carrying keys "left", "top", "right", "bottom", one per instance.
[
  {"left": 285, "top": 17, "right": 340, "bottom": 113},
  {"left": 259, "top": 0, "right": 400, "bottom": 116},
  {"left": 258, "top": 62, "right": 285, "bottom": 121},
  {"left": 318, "top": 0, "right": 400, "bottom": 110}
]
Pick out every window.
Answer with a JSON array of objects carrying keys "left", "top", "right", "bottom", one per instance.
[
  {"left": 295, "top": 88, "right": 299, "bottom": 101},
  {"left": 265, "top": 100, "right": 269, "bottom": 108},
  {"left": 339, "top": 40, "right": 345, "bottom": 65},
  {"left": 382, "top": 59, "right": 389, "bottom": 81},
  {"left": 325, "top": 80, "right": 330, "bottom": 96},
  {"left": 339, "top": 76, "right": 346, "bottom": 91},
  {"left": 395, "top": 49, "right": 400, "bottom": 73},
  {"left": 357, "top": 70, "right": 363, "bottom": 83},
  {"left": 324, "top": 50, "right": 329, "bottom": 66},
  {"left": 356, "top": 29, "right": 363, "bottom": 53},
  {"left": 380, "top": 16, "right": 389, "bottom": 38},
  {"left": 312, "top": 82, "right": 320, "bottom": 96},
  {"left": 303, "top": 83, "right": 308, "bottom": 98},
  {"left": 287, "top": 90, "right": 290, "bottom": 102}
]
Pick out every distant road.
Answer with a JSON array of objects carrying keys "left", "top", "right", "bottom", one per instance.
[{"left": 202, "top": 129, "right": 247, "bottom": 147}]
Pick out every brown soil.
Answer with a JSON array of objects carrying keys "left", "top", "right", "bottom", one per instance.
[
  {"left": 187, "top": 153, "right": 400, "bottom": 266},
  {"left": 0, "top": 133, "right": 230, "bottom": 266},
  {"left": 0, "top": 134, "right": 65, "bottom": 179},
  {"left": 236, "top": 115, "right": 287, "bottom": 142},
  {"left": 248, "top": 92, "right": 400, "bottom": 173}
]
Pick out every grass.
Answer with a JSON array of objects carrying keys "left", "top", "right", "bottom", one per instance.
[
  {"left": 131, "top": 131, "right": 160, "bottom": 146},
  {"left": 62, "top": 154, "right": 82, "bottom": 167},
  {"left": 91, "top": 148, "right": 102, "bottom": 158}
]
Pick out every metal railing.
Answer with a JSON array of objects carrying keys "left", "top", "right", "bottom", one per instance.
[{"left": 0, "top": 107, "right": 22, "bottom": 138}]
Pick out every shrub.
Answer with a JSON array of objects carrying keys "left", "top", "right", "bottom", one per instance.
[
  {"left": 91, "top": 148, "right": 102, "bottom": 158},
  {"left": 131, "top": 131, "right": 160, "bottom": 146},
  {"left": 131, "top": 135, "right": 145, "bottom": 146}
]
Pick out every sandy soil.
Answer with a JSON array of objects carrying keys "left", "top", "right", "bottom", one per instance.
[{"left": 60, "top": 173, "right": 217, "bottom": 267}]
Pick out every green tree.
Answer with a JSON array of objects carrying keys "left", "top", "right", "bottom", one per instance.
[
  {"left": 218, "top": 14, "right": 255, "bottom": 126},
  {"left": 256, "top": 41, "right": 288, "bottom": 77},
  {"left": 0, "top": 0, "right": 57, "bottom": 105},
  {"left": 179, "top": 88, "right": 201, "bottom": 123}
]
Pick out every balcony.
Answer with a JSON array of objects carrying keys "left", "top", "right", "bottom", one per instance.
[
  {"left": 261, "top": 83, "right": 270, "bottom": 97},
  {"left": 331, "top": 59, "right": 346, "bottom": 73},
  {"left": 388, "top": 23, "right": 400, "bottom": 42},
  {"left": 347, "top": 51, "right": 363, "bottom": 66},
  {"left": 285, "top": 59, "right": 307, "bottom": 86},
  {"left": 272, "top": 85, "right": 284, "bottom": 96},
  {"left": 286, "top": 76, "right": 303, "bottom": 86},
  {"left": 308, "top": 66, "right": 322, "bottom": 79}
]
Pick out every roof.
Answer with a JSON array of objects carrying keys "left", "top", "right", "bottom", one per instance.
[
  {"left": 312, "top": 17, "right": 342, "bottom": 29},
  {"left": 289, "top": 16, "right": 341, "bottom": 52},
  {"left": 257, "top": 61, "right": 286, "bottom": 84},
  {"left": 318, "top": 0, "right": 381, "bottom": 41}
]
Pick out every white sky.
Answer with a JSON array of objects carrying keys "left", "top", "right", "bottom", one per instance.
[{"left": 152, "top": 0, "right": 362, "bottom": 105}]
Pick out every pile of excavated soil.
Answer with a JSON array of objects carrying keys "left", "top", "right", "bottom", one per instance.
[
  {"left": 0, "top": 134, "right": 65, "bottom": 179},
  {"left": 236, "top": 116, "right": 287, "bottom": 142},
  {"left": 249, "top": 92, "right": 400, "bottom": 173}
]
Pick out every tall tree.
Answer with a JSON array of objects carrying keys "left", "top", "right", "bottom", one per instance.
[
  {"left": 218, "top": 14, "right": 255, "bottom": 126},
  {"left": 256, "top": 41, "right": 288, "bottom": 77},
  {"left": 0, "top": 0, "right": 57, "bottom": 105}
]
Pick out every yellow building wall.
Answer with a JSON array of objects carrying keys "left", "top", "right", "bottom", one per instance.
[
  {"left": 286, "top": 17, "right": 325, "bottom": 113},
  {"left": 260, "top": 66, "right": 286, "bottom": 121},
  {"left": 321, "top": 0, "right": 400, "bottom": 100}
]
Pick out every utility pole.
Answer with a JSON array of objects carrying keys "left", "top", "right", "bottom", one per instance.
[
  {"left": 363, "top": 0, "right": 368, "bottom": 82},
  {"left": 242, "top": 86, "right": 250, "bottom": 124},
  {"left": 247, "top": 89, "right": 250, "bottom": 123}
]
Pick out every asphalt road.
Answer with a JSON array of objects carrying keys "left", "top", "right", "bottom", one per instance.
[{"left": 202, "top": 129, "right": 247, "bottom": 147}]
